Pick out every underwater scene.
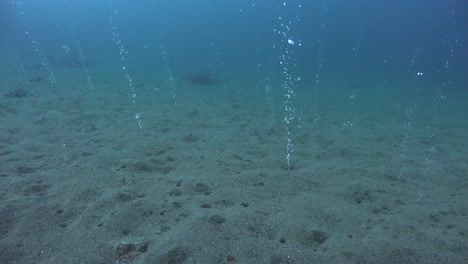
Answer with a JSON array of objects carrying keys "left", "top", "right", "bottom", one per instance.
[{"left": 0, "top": 0, "right": 467, "bottom": 263}]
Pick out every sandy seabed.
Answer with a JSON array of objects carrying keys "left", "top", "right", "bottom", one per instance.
[{"left": 0, "top": 64, "right": 467, "bottom": 264}]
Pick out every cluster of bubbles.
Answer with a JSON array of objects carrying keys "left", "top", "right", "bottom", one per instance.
[
  {"left": 13, "top": 0, "right": 56, "bottom": 85},
  {"left": 107, "top": 0, "right": 142, "bottom": 130},
  {"left": 74, "top": 38, "right": 94, "bottom": 90},
  {"left": 398, "top": 107, "right": 413, "bottom": 179},
  {"left": 313, "top": 1, "right": 328, "bottom": 122},
  {"left": 273, "top": 2, "right": 302, "bottom": 170},
  {"left": 400, "top": 5, "right": 459, "bottom": 201},
  {"left": 258, "top": 61, "right": 274, "bottom": 122},
  {"left": 159, "top": 43, "right": 177, "bottom": 105},
  {"left": 343, "top": 88, "right": 357, "bottom": 127}
]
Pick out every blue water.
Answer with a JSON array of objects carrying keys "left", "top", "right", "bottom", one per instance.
[{"left": 0, "top": 1, "right": 467, "bottom": 263}]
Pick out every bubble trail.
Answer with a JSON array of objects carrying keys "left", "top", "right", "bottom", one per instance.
[
  {"left": 273, "top": 2, "right": 302, "bottom": 170},
  {"left": 108, "top": 0, "right": 142, "bottom": 130},
  {"left": 12, "top": 0, "right": 56, "bottom": 85}
]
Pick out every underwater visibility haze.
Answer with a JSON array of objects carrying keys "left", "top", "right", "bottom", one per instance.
[{"left": 0, "top": 0, "right": 467, "bottom": 263}]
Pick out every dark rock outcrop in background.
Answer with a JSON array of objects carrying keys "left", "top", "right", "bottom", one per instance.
[{"left": 184, "top": 73, "right": 222, "bottom": 86}]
